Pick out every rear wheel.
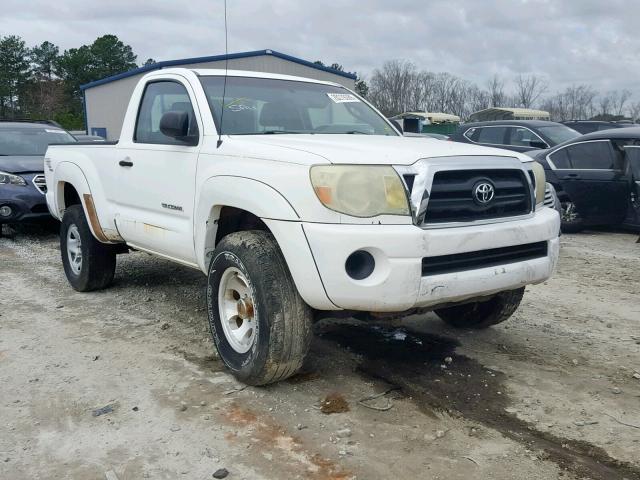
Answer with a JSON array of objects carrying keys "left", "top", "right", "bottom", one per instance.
[
  {"left": 560, "top": 199, "right": 584, "bottom": 233},
  {"left": 60, "top": 205, "right": 116, "bottom": 291},
  {"left": 435, "top": 287, "right": 525, "bottom": 329},
  {"left": 207, "top": 230, "right": 313, "bottom": 385}
]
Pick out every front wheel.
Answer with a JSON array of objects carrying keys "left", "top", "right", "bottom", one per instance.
[
  {"left": 60, "top": 205, "right": 116, "bottom": 291},
  {"left": 207, "top": 230, "right": 313, "bottom": 385},
  {"left": 435, "top": 287, "right": 525, "bottom": 329}
]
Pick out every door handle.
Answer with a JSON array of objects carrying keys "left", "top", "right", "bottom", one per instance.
[
  {"left": 566, "top": 173, "right": 579, "bottom": 178},
  {"left": 119, "top": 158, "right": 134, "bottom": 167}
]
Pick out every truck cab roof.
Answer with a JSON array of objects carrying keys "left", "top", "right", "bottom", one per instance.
[{"left": 151, "top": 67, "right": 344, "bottom": 89}]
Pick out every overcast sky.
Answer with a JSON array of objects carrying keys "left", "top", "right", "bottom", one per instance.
[{"left": 3, "top": 0, "right": 639, "bottom": 95}]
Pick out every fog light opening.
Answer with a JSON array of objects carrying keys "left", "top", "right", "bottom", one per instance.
[
  {"left": 0, "top": 205, "right": 13, "bottom": 218},
  {"left": 345, "top": 250, "right": 375, "bottom": 280}
]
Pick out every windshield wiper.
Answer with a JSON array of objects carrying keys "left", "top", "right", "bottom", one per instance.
[
  {"left": 262, "top": 130, "right": 305, "bottom": 135},
  {"left": 344, "top": 130, "right": 370, "bottom": 135}
]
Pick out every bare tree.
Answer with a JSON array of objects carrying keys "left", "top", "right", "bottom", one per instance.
[
  {"left": 486, "top": 74, "right": 506, "bottom": 107},
  {"left": 366, "top": 59, "right": 634, "bottom": 124},
  {"left": 467, "top": 85, "right": 491, "bottom": 114},
  {"left": 540, "top": 84, "right": 598, "bottom": 121},
  {"left": 613, "top": 89, "right": 632, "bottom": 116},
  {"left": 368, "top": 60, "right": 420, "bottom": 116},
  {"left": 598, "top": 93, "right": 613, "bottom": 116},
  {"left": 514, "top": 74, "right": 547, "bottom": 108},
  {"left": 628, "top": 101, "right": 640, "bottom": 122}
]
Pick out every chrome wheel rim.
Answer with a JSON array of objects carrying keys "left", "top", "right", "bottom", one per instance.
[
  {"left": 66, "top": 224, "right": 82, "bottom": 275},
  {"left": 561, "top": 201, "right": 580, "bottom": 223},
  {"left": 218, "top": 267, "right": 256, "bottom": 354}
]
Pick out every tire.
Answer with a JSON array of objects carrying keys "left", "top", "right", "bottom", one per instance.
[
  {"left": 435, "top": 287, "right": 525, "bottom": 329},
  {"left": 60, "top": 204, "right": 116, "bottom": 292},
  {"left": 207, "top": 230, "right": 313, "bottom": 385},
  {"left": 560, "top": 199, "right": 584, "bottom": 233}
]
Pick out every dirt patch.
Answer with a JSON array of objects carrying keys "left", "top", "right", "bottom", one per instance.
[
  {"left": 223, "top": 402, "right": 353, "bottom": 480},
  {"left": 319, "top": 322, "right": 640, "bottom": 480},
  {"left": 320, "top": 392, "right": 351, "bottom": 414}
]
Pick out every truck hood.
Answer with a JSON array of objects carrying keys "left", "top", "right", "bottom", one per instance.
[
  {"left": 235, "top": 134, "right": 529, "bottom": 165},
  {"left": 0, "top": 155, "right": 44, "bottom": 174}
]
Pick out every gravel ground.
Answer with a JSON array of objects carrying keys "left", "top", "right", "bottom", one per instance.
[{"left": 1, "top": 224, "right": 639, "bottom": 480}]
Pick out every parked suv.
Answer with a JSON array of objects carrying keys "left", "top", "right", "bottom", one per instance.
[
  {"left": 528, "top": 127, "right": 640, "bottom": 232},
  {"left": 0, "top": 121, "right": 76, "bottom": 233},
  {"left": 452, "top": 120, "right": 580, "bottom": 153},
  {"left": 561, "top": 120, "right": 640, "bottom": 135}
]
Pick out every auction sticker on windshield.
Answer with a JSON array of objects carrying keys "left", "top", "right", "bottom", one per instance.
[{"left": 327, "top": 93, "right": 360, "bottom": 103}]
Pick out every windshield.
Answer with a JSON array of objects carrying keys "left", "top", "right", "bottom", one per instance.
[
  {"left": 0, "top": 126, "right": 76, "bottom": 156},
  {"left": 538, "top": 125, "right": 580, "bottom": 145},
  {"left": 199, "top": 76, "right": 397, "bottom": 136}
]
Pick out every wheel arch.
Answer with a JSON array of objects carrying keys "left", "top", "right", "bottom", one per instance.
[
  {"left": 194, "top": 175, "right": 299, "bottom": 272},
  {"left": 194, "top": 176, "right": 336, "bottom": 311},
  {"left": 53, "top": 162, "right": 121, "bottom": 243}
]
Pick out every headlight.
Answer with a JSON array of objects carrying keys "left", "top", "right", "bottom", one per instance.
[
  {"left": 0, "top": 171, "right": 27, "bottom": 186},
  {"left": 310, "top": 165, "right": 410, "bottom": 217},
  {"left": 530, "top": 161, "right": 546, "bottom": 206}
]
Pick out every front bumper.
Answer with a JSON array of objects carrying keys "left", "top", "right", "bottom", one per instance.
[
  {"left": 0, "top": 174, "right": 51, "bottom": 223},
  {"left": 303, "top": 207, "right": 560, "bottom": 312}
]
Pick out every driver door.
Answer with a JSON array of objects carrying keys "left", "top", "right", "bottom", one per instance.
[
  {"left": 115, "top": 77, "right": 202, "bottom": 264},
  {"left": 548, "top": 139, "right": 628, "bottom": 225}
]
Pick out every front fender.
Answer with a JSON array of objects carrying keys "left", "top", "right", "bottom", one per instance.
[
  {"left": 194, "top": 175, "right": 300, "bottom": 272},
  {"left": 194, "top": 175, "right": 337, "bottom": 310}
]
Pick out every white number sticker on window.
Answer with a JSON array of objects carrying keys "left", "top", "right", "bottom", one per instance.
[{"left": 327, "top": 93, "right": 360, "bottom": 103}]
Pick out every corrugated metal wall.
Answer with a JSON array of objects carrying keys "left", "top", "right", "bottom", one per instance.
[{"left": 85, "top": 55, "right": 356, "bottom": 140}]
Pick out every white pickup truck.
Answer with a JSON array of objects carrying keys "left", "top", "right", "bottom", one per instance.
[{"left": 45, "top": 68, "right": 560, "bottom": 385}]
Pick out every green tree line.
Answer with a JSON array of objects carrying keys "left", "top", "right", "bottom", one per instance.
[{"left": 0, "top": 34, "right": 150, "bottom": 130}]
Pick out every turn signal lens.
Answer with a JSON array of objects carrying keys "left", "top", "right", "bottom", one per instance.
[{"left": 530, "top": 161, "right": 546, "bottom": 206}]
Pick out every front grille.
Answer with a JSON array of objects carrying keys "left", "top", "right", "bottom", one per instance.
[
  {"left": 543, "top": 184, "right": 555, "bottom": 209},
  {"left": 32, "top": 175, "right": 47, "bottom": 194},
  {"left": 424, "top": 169, "right": 531, "bottom": 224},
  {"left": 422, "top": 241, "right": 548, "bottom": 276}
]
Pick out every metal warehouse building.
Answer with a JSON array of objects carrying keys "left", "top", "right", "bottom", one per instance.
[{"left": 80, "top": 49, "right": 357, "bottom": 140}]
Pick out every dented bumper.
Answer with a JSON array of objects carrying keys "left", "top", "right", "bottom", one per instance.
[{"left": 302, "top": 207, "right": 560, "bottom": 312}]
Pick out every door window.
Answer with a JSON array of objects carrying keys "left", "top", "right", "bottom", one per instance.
[
  {"left": 549, "top": 141, "right": 615, "bottom": 169},
  {"left": 463, "top": 127, "right": 480, "bottom": 142},
  {"left": 548, "top": 148, "right": 571, "bottom": 169},
  {"left": 476, "top": 126, "right": 507, "bottom": 145},
  {"left": 135, "top": 81, "right": 198, "bottom": 145},
  {"left": 507, "top": 127, "right": 546, "bottom": 148}
]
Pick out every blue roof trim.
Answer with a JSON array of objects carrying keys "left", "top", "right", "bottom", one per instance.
[{"left": 80, "top": 49, "right": 357, "bottom": 90}]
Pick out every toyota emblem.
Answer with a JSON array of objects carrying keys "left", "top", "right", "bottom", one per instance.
[{"left": 474, "top": 182, "right": 495, "bottom": 204}]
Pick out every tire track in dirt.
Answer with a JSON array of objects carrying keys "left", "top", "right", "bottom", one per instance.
[{"left": 318, "top": 322, "right": 640, "bottom": 480}]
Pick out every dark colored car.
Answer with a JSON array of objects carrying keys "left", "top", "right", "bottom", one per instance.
[
  {"left": 403, "top": 132, "right": 450, "bottom": 140},
  {"left": 528, "top": 127, "right": 640, "bottom": 232},
  {"left": 451, "top": 120, "right": 580, "bottom": 153},
  {"left": 561, "top": 120, "right": 640, "bottom": 135},
  {"left": 0, "top": 121, "right": 76, "bottom": 233}
]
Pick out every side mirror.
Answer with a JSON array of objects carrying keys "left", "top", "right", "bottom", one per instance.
[
  {"left": 390, "top": 119, "right": 403, "bottom": 134},
  {"left": 529, "top": 140, "right": 547, "bottom": 149},
  {"left": 159, "top": 111, "right": 197, "bottom": 144}
]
